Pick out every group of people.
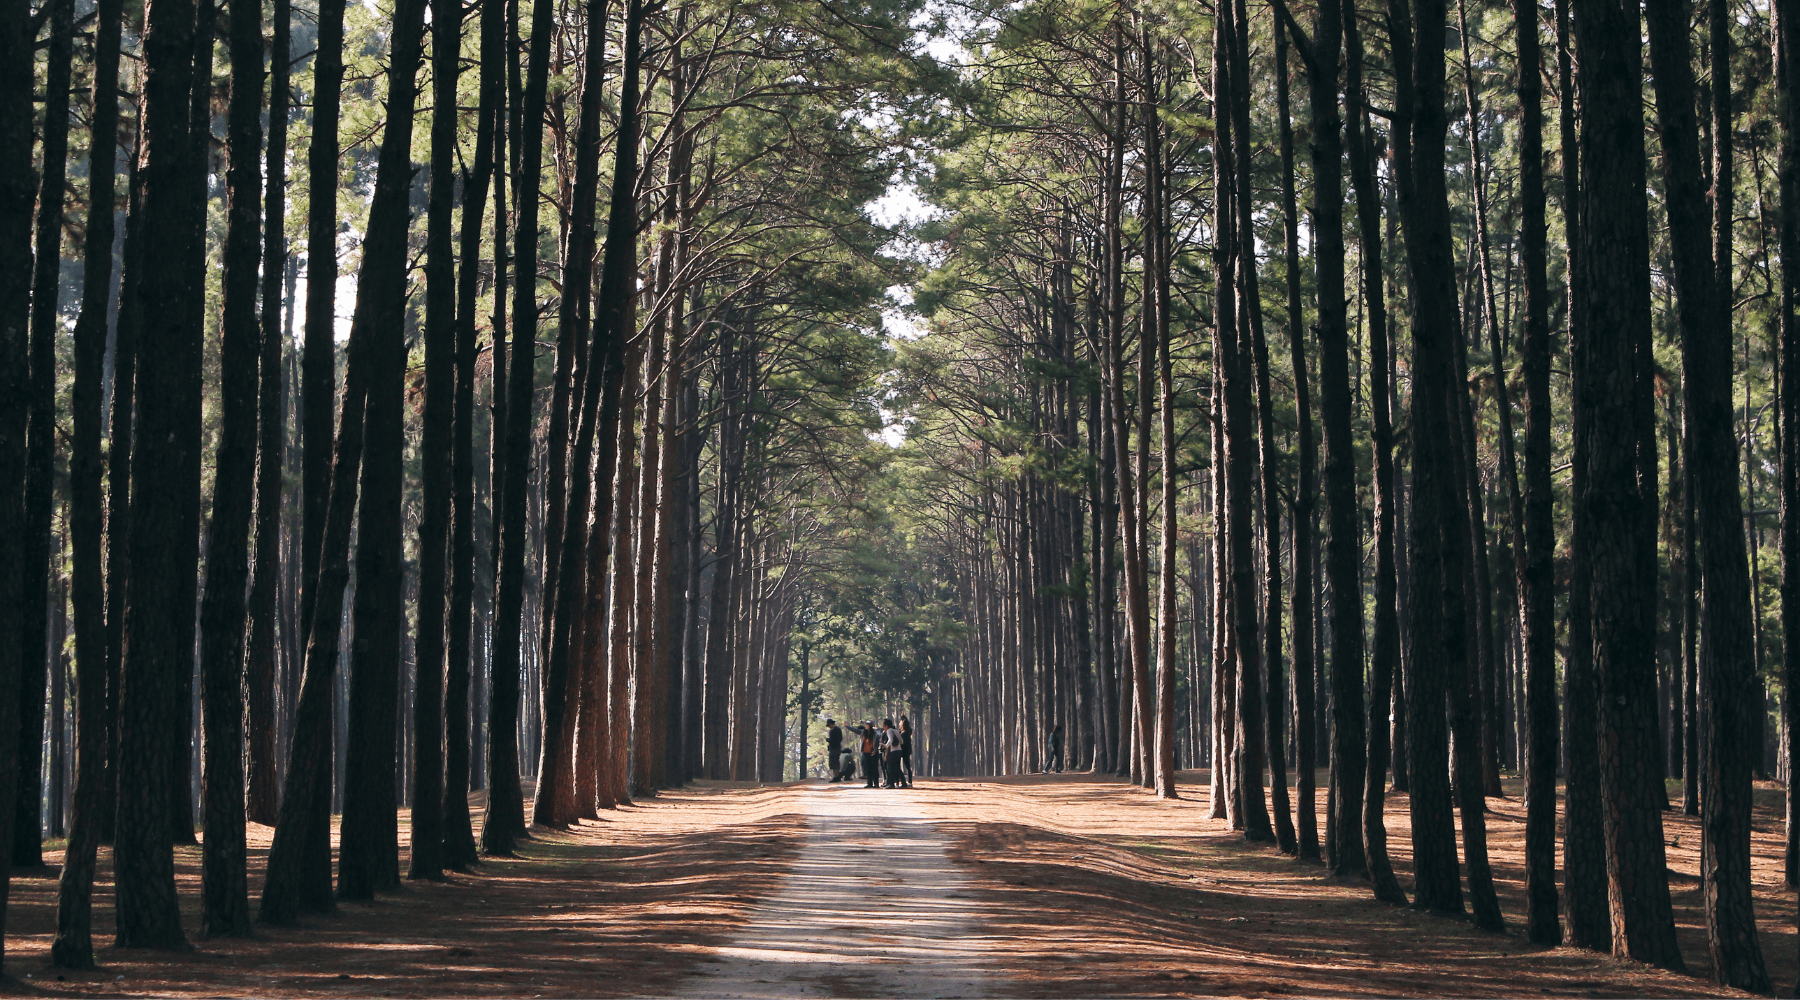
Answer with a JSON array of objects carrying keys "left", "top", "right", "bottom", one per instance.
[{"left": 823, "top": 717, "right": 913, "bottom": 788}]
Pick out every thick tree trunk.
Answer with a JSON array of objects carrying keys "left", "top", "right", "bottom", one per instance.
[
  {"left": 115, "top": 0, "right": 204, "bottom": 944},
  {"left": 1574, "top": 0, "right": 1684, "bottom": 966},
  {"left": 197, "top": 0, "right": 264, "bottom": 933},
  {"left": 1643, "top": 0, "right": 1766, "bottom": 984},
  {"left": 336, "top": 0, "right": 426, "bottom": 896}
]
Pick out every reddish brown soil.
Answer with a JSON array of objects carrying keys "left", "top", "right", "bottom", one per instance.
[
  {"left": 0, "top": 783, "right": 803, "bottom": 998},
  {"left": 912, "top": 771, "right": 1794, "bottom": 998},
  {"left": 0, "top": 772, "right": 1790, "bottom": 998}
]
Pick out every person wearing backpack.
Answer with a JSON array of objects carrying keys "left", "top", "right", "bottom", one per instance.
[
  {"left": 859, "top": 722, "right": 879, "bottom": 788},
  {"left": 898, "top": 716, "right": 915, "bottom": 787}
]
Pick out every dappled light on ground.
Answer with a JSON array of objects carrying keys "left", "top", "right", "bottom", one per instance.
[{"left": 0, "top": 775, "right": 1792, "bottom": 997}]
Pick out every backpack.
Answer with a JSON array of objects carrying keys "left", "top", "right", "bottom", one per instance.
[{"left": 861, "top": 733, "right": 875, "bottom": 754}]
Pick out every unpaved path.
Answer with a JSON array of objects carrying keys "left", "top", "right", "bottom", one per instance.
[{"left": 671, "top": 784, "right": 993, "bottom": 998}]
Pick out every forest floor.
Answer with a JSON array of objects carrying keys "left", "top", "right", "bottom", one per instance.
[{"left": 0, "top": 771, "right": 1789, "bottom": 997}]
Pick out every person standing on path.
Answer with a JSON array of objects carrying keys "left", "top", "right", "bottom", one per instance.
[
  {"left": 825, "top": 719, "right": 843, "bottom": 782},
  {"left": 881, "top": 719, "right": 903, "bottom": 788},
  {"left": 1047, "top": 723, "right": 1064, "bottom": 773},
  {"left": 899, "top": 716, "right": 915, "bottom": 787},
  {"left": 860, "top": 722, "right": 879, "bottom": 788}
]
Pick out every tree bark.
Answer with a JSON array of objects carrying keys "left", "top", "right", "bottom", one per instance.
[
  {"left": 445, "top": 0, "right": 505, "bottom": 868},
  {"left": 197, "top": 0, "right": 264, "bottom": 933},
  {"left": 0, "top": 0, "right": 28, "bottom": 965},
  {"left": 1643, "top": 0, "right": 1767, "bottom": 983},
  {"left": 302, "top": 0, "right": 347, "bottom": 624},
  {"left": 410, "top": 0, "right": 463, "bottom": 879},
  {"left": 53, "top": 0, "right": 124, "bottom": 960},
  {"left": 484, "top": 0, "right": 556, "bottom": 856},
  {"left": 115, "top": 0, "right": 203, "bottom": 945},
  {"left": 17, "top": 0, "right": 74, "bottom": 869},
  {"left": 1344, "top": 0, "right": 1404, "bottom": 902},
  {"left": 1574, "top": 0, "right": 1684, "bottom": 966},
  {"left": 245, "top": 0, "right": 291, "bottom": 830},
  {"left": 1515, "top": 0, "right": 1561, "bottom": 945},
  {"left": 533, "top": 0, "right": 609, "bottom": 829},
  {"left": 1274, "top": 10, "right": 1319, "bottom": 862}
]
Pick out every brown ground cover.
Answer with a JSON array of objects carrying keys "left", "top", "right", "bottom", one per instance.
[
  {"left": 912, "top": 771, "right": 1794, "bottom": 998},
  {"left": 0, "top": 782, "right": 804, "bottom": 998},
  {"left": 0, "top": 771, "right": 1790, "bottom": 998}
]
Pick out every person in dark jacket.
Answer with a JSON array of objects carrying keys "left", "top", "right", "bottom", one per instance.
[
  {"left": 825, "top": 719, "right": 843, "bottom": 782},
  {"left": 898, "top": 716, "right": 915, "bottom": 787},
  {"left": 1047, "top": 723, "right": 1064, "bottom": 773}
]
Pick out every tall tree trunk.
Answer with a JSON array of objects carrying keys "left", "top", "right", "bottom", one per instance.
[
  {"left": 1274, "top": 9, "right": 1319, "bottom": 862},
  {"left": 1291, "top": 0, "right": 1362, "bottom": 875},
  {"left": 533, "top": 0, "right": 608, "bottom": 828},
  {"left": 1515, "top": 0, "right": 1561, "bottom": 945},
  {"left": 411, "top": 0, "right": 463, "bottom": 879},
  {"left": 1776, "top": 0, "right": 1799, "bottom": 921},
  {"left": 1344, "top": 0, "right": 1405, "bottom": 903},
  {"left": 1145, "top": 32, "right": 1179, "bottom": 801},
  {"left": 336, "top": 0, "right": 426, "bottom": 896},
  {"left": 0, "top": 0, "right": 29, "bottom": 963},
  {"left": 484, "top": 0, "right": 556, "bottom": 856},
  {"left": 444, "top": 0, "right": 505, "bottom": 868},
  {"left": 197, "top": 0, "right": 264, "bottom": 933},
  {"left": 1644, "top": 0, "right": 1766, "bottom": 984},
  {"left": 303, "top": 0, "right": 346, "bottom": 623},
  {"left": 245, "top": 0, "right": 291, "bottom": 830},
  {"left": 1390, "top": 0, "right": 1460, "bottom": 919},
  {"left": 1574, "top": 0, "right": 1684, "bottom": 966},
  {"left": 1555, "top": 0, "right": 1609, "bottom": 950},
  {"left": 53, "top": 0, "right": 125, "bottom": 960},
  {"left": 115, "top": 0, "right": 204, "bottom": 945},
  {"left": 17, "top": 0, "right": 74, "bottom": 869}
]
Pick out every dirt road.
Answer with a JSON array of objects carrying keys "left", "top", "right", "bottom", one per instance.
[{"left": 671, "top": 785, "right": 991, "bottom": 998}]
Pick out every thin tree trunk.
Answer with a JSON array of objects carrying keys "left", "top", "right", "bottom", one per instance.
[
  {"left": 0, "top": 0, "right": 29, "bottom": 964},
  {"left": 17, "top": 0, "right": 74, "bottom": 869},
  {"left": 444, "top": 0, "right": 504, "bottom": 868},
  {"left": 245, "top": 0, "right": 291, "bottom": 830},
  {"left": 51, "top": 0, "right": 124, "bottom": 960},
  {"left": 1515, "top": 0, "right": 1561, "bottom": 944},
  {"left": 410, "top": 0, "right": 462, "bottom": 879},
  {"left": 1344, "top": 0, "right": 1404, "bottom": 902},
  {"left": 1274, "top": 11, "right": 1319, "bottom": 862}
]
